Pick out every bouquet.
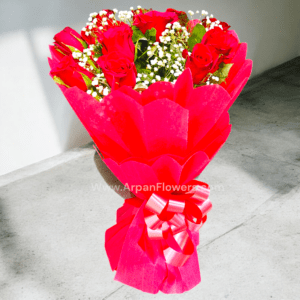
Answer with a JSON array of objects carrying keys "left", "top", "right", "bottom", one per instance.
[{"left": 48, "top": 7, "right": 252, "bottom": 294}]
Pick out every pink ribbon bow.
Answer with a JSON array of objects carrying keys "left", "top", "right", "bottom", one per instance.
[{"left": 143, "top": 180, "right": 212, "bottom": 267}]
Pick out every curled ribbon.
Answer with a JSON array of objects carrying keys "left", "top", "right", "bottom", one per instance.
[{"left": 143, "top": 180, "right": 212, "bottom": 267}]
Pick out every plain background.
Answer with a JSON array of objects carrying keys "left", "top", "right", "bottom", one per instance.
[{"left": 0, "top": 0, "right": 300, "bottom": 176}]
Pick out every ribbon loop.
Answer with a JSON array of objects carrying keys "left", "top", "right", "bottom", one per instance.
[
  {"left": 145, "top": 194, "right": 168, "bottom": 215},
  {"left": 168, "top": 199, "right": 185, "bottom": 213},
  {"left": 142, "top": 180, "right": 212, "bottom": 267}
]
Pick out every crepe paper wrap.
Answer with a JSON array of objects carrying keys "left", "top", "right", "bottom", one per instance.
[
  {"left": 61, "top": 67, "right": 252, "bottom": 195},
  {"left": 221, "top": 41, "right": 253, "bottom": 109},
  {"left": 105, "top": 180, "right": 212, "bottom": 293},
  {"left": 48, "top": 6, "right": 254, "bottom": 294},
  {"left": 50, "top": 55, "right": 252, "bottom": 294}
]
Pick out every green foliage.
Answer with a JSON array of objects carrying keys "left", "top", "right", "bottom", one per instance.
[
  {"left": 132, "top": 28, "right": 158, "bottom": 73},
  {"left": 187, "top": 24, "right": 206, "bottom": 52},
  {"left": 70, "top": 33, "right": 88, "bottom": 49},
  {"left": 53, "top": 76, "right": 70, "bottom": 87},
  {"left": 87, "top": 58, "right": 98, "bottom": 71},
  {"left": 145, "top": 28, "right": 156, "bottom": 43},
  {"left": 93, "top": 43, "right": 103, "bottom": 58},
  {"left": 212, "top": 62, "right": 233, "bottom": 83},
  {"left": 132, "top": 26, "right": 146, "bottom": 43},
  {"left": 61, "top": 42, "right": 79, "bottom": 53},
  {"left": 54, "top": 46, "right": 66, "bottom": 56},
  {"left": 79, "top": 72, "right": 92, "bottom": 89}
]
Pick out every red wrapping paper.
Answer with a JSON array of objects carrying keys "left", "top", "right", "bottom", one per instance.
[{"left": 49, "top": 37, "right": 252, "bottom": 293}]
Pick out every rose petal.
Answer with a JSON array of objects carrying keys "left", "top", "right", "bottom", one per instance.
[{"left": 228, "top": 30, "right": 240, "bottom": 43}]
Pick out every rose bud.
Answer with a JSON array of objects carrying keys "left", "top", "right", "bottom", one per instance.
[
  {"left": 49, "top": 44, "right": 70, "bottom": 62},
  {"left": 182, "top": 49, "right": 189, "bottom": 59},
  {"left": 201, "top": 27, "right": 239, "bottom": 62},
  {"left": 54, "top": 27, "right": 86, "bottom": 53},
  {"left": 99, "top": 24, "right": 135, "bottom": 61},
  {"left": 185, "top": 43, "right": 219, "bottom": 84},
  {"left": 133, "top": 10, "right": 178, "bottom": 42},
  {"left": 186, "top": 19, "right": 201, "bottom": 33},
  {"left": 97, "top": 52, "right": 137, "bottom": 90},
  {"left": 50, "top": 55, "right": 94, "bottom": 91},
  {"left": 166, "top": 8, "right": 188, "bottom": 26}
]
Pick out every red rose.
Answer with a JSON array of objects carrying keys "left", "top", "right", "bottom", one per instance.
[
  {"left": 186, "top": 19, "right": 201, "bottom": 33},
  {"left": 49, "top": 44, "right": 69, "bottom": 62},
  {"left": 54, "top": 27, "right": 85, "bottom": 53},
  {"left": 97, "top": 52, "right": 137, "bottom": 90},
  {"left": 81, "top": 10, "right": 122, "bottom": 44},
  {"left": 185, "top": 43, "right": 219, "bottom": 84},
  {"left": 182, "top": 49, "right": 189, "bottom": 59},
  {"left": 99, "top": 24, "right": 135, "bottom": 61},
  {"left": 201, "top": 18, "right": 231, "bottom": 31},
  {"left": 201, "top": 27, "right": 239, "bottom": 62},
  {"left": 50, "top": 55, "right": 94, "bottom": 91},
  {"left": 81, "top": 27, "right": 100, "bottom": 45},
  {"left": 166, "top": 8, "right": 188, "bottom": 26},
  {"left": 133, "top": 10, "right": 178, "bottom": 42}
]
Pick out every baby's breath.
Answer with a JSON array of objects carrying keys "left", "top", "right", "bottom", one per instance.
[{"left": 134, "top": 21, "right": 191, "bottom": 88}]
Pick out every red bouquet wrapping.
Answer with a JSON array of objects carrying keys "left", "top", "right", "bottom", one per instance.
[{"left": 49, "top": 7, "right": 252, "bottom": 294}]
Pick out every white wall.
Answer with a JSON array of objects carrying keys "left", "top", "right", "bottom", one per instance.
[{"left": 0, "top": 0, "right": 299, "bottom": 176}]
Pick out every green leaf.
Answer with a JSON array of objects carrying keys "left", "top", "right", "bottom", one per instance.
[
  {"left": 212, "top": 62, "right": 234, "bottom": 83},
  {"left": 87, "top": 58, "right": 98, "bottom": 71},
  {"left": 61, "top": 42, "right": 81, "bottom": 53},
  {"left": 79, "top": 72, "right": 92, "bottom": 89},
  {"left": 53, "top": 76, "right": 70, "bottom": 88},
  {"left": 70, "top": 33, "right": 88, "bottom": 49},
  {"left": 145, "top": 28, "right": 156, "bottom": 43},
  {"left": 54, "top": 46, "right": 67, "bottom": 56},
  {"left": 134, "top": 40, "right": 143, "bottom": 61},
  {"left": 132, "top": 26, "right": 146, "bottom": 43},
  {"left": 187, "top": 24, "right": 206, "bottom": 52},
  {"left": 135, "top": 61, "right": 144, "bottom": 73},
  {"left": 93, "top": 43, "right": 103, "bottom": 58}
]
